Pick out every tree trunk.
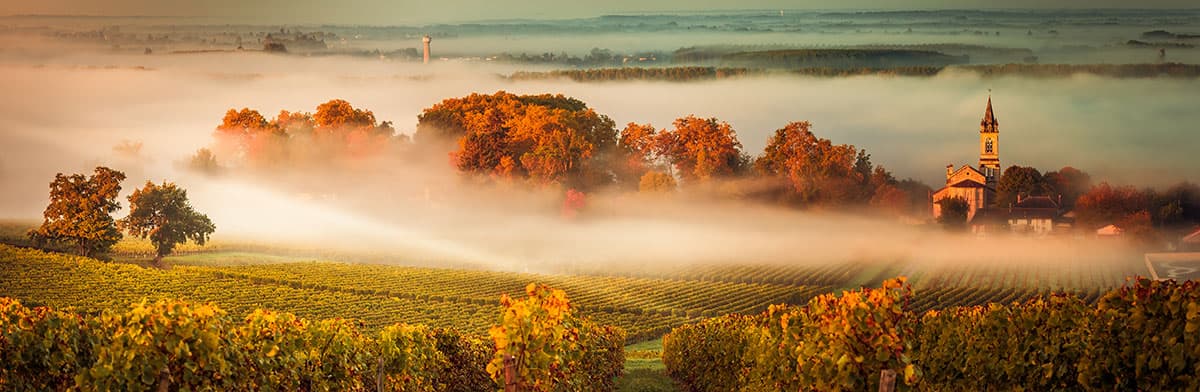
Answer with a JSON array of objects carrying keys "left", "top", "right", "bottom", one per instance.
[{"left": 152, "top": 255, "right": 165, "bottom": 269}]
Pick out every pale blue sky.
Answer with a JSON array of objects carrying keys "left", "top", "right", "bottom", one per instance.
[{"left": 3, "top": 0, "right": 1196, "bottom": 24}]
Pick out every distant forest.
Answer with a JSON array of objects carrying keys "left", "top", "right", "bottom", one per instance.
[{"left": 508, "top": 63, "right": 1200, "bottom": 82}]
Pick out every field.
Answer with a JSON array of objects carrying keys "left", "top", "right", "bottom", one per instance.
[
  {"left": 0, "top": 232, "right": 1158, "bottom": 392},
  {"left": 0, "top": 222, "right": 1152, "bottom": 391},
  {"left": 0, "top": 220, "right": 1150, "bottom": 342}
]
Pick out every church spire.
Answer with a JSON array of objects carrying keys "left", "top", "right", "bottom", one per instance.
[
  {"left": 978, "top": 94, "right": 1000, "bottom": 182},
  {"left": 980, "top": 95, "right": 998, "bottom": 133}
]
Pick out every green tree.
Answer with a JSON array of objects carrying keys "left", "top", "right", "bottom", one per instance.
[
  {"left": 937, "top": 196, "right": 970, "bottom": 231},
  {"left": 996, "top": 166, "right": 1050, "bottom": 207},
  {"left": 29, "top": 167, "right": 126, "bottom": 257},
  {"left": 118, "top": 182, "right": 215, "bottom": 266}
]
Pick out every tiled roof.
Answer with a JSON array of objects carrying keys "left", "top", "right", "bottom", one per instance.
[
  {"left": 1185, "top": 228, "right": 1200, "bottom": 243},
  {"left": 949, "top": 179, "right": 986, "bottom": 188},
  {"left": 1015, "top": 196, "right": 1059, "bottom": 209}
]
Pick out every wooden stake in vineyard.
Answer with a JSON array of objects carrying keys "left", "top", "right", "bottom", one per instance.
[
  {"left": 879, "top": 369, "right": 897, "bottom": 392},
  {"left": 504, "top": 355, "right": 519, "bottom": 392}
]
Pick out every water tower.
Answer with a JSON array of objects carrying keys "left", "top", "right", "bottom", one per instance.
[{"left": 422, "top": 35, "right": 432, "bottom": 64}]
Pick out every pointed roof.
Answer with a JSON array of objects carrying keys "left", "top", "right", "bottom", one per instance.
[
  {"left": 980, "top": 95, "right": 998, "bottom": 131},
  {"left": 1184, "top": 227, "right": 1200, "bottom": 243}
]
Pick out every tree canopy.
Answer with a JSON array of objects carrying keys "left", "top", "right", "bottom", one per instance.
[
  {"left": 29, "top": 167, "right": 127, "bottom": 257},
  {"left": 936, "top": 197, "right": 970, "bottom": 231},
  {"left": 655, "top": 115, "right": 745, "bottom": 183},
  {"left": 996, "top": 165, "right": 1050, "bottom": 207},
  {"left": 211, "top": 100, "right": 399, "bottom": 170},
  {"left": 119, "top": 182, "right": 216, "bottom": 265},
  {"left": 415, "top": 91, "right": 618, "bottom": 188}
]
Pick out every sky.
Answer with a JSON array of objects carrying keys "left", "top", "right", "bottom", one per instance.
[{"left": 3, "top": 0, "right": 1197, "bottom": 24}]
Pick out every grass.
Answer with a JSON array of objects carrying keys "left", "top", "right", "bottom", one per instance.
[
  {"left": 625, "top": 338, "right": 663, "bottom": 352},
  {"left": 617, "top": 338, "right": 675, "bottom": 391},
  {"left": 619, "top": 340, "right": 676, "bottom": 390}
]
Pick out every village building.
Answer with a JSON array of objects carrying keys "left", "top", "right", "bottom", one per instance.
[
  {"left": 932, "top": 96, "right": 1000, "bottom": 222},
  {"left": 1182, "top": 228, "right": 1200, "bottom": 251},
  {"left": 932, "top": 96, "right": 1069, "bottom": 235}
]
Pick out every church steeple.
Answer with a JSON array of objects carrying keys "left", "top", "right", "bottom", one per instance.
[
  {"left": 978, "top": 95, "right": 1000, "bottom": 184},
  {"left": 980, "top": 96, "right": 998, "bottom": 133}
]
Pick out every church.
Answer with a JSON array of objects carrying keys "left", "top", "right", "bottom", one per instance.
[
  {"left": 932, "top": 96, "right": 1066, "bottom": 235},
  {"left": 931, "top": 96, "right": 1001, "bottom": 222}
]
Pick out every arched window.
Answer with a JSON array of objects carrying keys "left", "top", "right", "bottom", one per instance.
[{"left": 985, "top": 138, "right": 994, "bottom": 154}]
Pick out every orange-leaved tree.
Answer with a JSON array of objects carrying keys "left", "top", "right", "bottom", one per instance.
[
  {"left": 654, "top": 115, "right": 745, "bottom": 183},
  {"left": 29, "top": 167, "right": 126, "bottom": 257}
]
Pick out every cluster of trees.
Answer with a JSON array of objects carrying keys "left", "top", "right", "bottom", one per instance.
[
  {"left": 415, "top": 91, "right": 618, "bottom": 189},
  {"left": 671, "top": 47, "right": 968, "bottom": 69},
  {"left": 508, "top": 63, "right": 1200, "bottom": 84},
  {"left": 994, "top": 164, "right": 1199, "bottom": 239},
  {"left": 492, "top": 47, "right": 664, "bottom": 67},
  {"left": 415, "top": 91, "right": 932, "bottom": 217},
  {"left": 201, "top": 99, "right": 402, "bottom": 172},
  {"left": 28, "top": 167, "right": 214, "bottom": 265},
  {"left": 509, "top": 67, "right": 760, "bottom": 82},
  {"left": 995, "top": 165, "right": 1092, "bottom": 209},
  {"left": 956, "top": 63, "right": 1200, "bottom": 79},
  {"left": 1074, "top": 181, "right": 1200, "bottom": 240}
]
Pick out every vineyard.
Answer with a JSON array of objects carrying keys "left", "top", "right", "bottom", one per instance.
[
  {"left": 0, "top": 285, "right": 625, "bottom": 391},
  {"left": 0, "top": 245, "right": 834, "bottom": 343},
  {"left": 662, "top": 278, "right": 1200, "bottom": 391},
  {"left": 0, "top": 234, "right": 1149, "bottom": 346},
  {"left": 0, "top": 237, "right": 1163, "bottom": 391}
]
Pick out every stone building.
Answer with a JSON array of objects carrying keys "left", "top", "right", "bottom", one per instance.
[{"left": 932, "top": 96, "right": 1001, "bottom": 221}]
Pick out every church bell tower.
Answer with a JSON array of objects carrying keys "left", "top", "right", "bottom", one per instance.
[{"left": 979, "top": 96, "right": 1000, "bottom": 185}]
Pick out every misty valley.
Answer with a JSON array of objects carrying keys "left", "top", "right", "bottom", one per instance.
[{"left": 1, "top": 7, "right": 1200, "bottom": 392}]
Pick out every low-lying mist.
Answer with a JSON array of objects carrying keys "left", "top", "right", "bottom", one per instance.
[{"left": 0, "top": 47, "right": 1192, "bottom": 273}]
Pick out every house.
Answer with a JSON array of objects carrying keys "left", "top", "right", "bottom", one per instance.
[
  {"left": 1006, "top": 195, "right": 1060, "bottom": 235},
  {"left": 1183, "top": 228, "right": 1200, "bottom": 251},
  {"left": 968, "top": 195, "right": 1065, "bottom": 235},
  {"left": 1096, "top": 224, "right": 1123, "bottom": 237}
]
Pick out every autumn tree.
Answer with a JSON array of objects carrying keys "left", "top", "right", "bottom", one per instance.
[
  {"left": 314, "top": 99, "right": 376, "bottom": 128},
  {"left": 214, "top": 108, "right": 287, "bottom": 167},
  {"left": 187, "top": 148, "right": 222, "bottom": 175},
  {"left": 211, "top": 100, "right": 400, "bottom": 170},
  {"left": 754, "top": 121, "right": 868, "bottom": 205},
  {"left": 1042, "top": 166, "right": 1091, "bottom": 209},
  {"left": 655, "top": 115, "right": 745, "bottom": 183},
  {"left": 119, "top": 181, "right": 215, "bottom": 266},
  {"left": 638, "top": 171, "right": 677, "bottom": 194},
  {"left": 895, "top": 178, "right": 934, "bottom": 217},
  {"left": 936, "top": 196, "right": 970, "bottom": 231},
  {"left": 1074, "top": 182, "right": 1149, "bottom": 230},
  {"left": 415, "top": 91, "right": 618, "bottom": 188},
  {"left": 1151, "top": 182, "right": 1200, "bottom": 228},
  {"left": 615, "top": 122, "right": 662, "bottom": 187},
  {"left": 29, "top": 167, "right": 126, "bottom": 257},
  {"left": 996, "top": 165, "right": 1051, "bottom": 207}
]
